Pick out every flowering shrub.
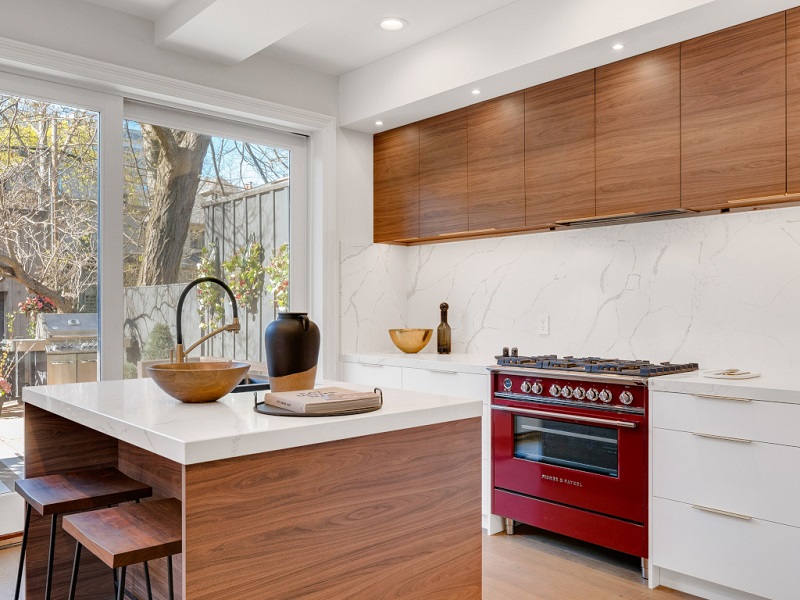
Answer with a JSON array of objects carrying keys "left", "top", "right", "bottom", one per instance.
[
  {"left": 223, "top": 241, "right": 266, "bottom": 313},
  {"left": 0, "top": 377, "right": 10, "bottom": 397},
  {"left": 266, "top": 243, "right": 289, "bottom": 309},
  {"left": 18, "top": 295, "right": 57, "bottom": 337}
]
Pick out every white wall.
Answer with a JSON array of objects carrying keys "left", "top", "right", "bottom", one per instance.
[
  {"left": 0, "top": 0, "right": 338, "bottom": 116},
  {"left": 341, "top": 205, "right": 800, "bottom": 373}
]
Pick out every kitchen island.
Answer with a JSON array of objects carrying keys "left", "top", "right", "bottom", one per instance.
[{"left": 21, "top": 379, "right": 482, "bottom": 600}]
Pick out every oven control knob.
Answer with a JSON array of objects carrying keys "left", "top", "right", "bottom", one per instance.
[
  {"left": 573, "top": 387, "right": 586, "bottom": 400},
  {"left": 561, "top": 386, "right": 573, "bottom": 399},
  {"left": 503, "top": 378, "right": 513, "bottom": 392},
  {"left": 521, "top": 381, "right": 532, "bottom": 393},
  {"left": 586, "top": 388, "right": 598, "bottom": 401},
  {"left": 619, "top": 391, "right": 634, "bottom": 405},
  {"left": 531, "top": 382, "right": 543, "bottom": 395},
  {"left": 599, "top": 389, "right": 612, "bottom": 403},
  {"left": 549, "top": 384, "right": 561, "bottom": 397}
]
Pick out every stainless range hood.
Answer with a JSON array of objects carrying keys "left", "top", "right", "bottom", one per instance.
[{"left": 556, "top": 208, "right": 694, "bottom": 228}]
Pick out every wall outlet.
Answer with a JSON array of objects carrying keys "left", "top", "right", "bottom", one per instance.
[{"left": 537, "top": 314, "right": 550, "bottom": 335}]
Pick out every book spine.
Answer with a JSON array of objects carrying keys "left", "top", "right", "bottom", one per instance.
[{"left": 269, "top": 397, "right": 309, "bottom": 413}]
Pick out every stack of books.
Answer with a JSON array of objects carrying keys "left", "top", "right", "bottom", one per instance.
[{"left": 264, "top": 387, "right": 382, "bottom": 415}]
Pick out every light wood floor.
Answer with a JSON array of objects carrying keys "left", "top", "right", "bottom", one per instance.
[
  {"left": 0, "top": 525, "right": 698, "bottom": 600},
  {"left": 483, "top": 524, "right": 697, "bottom": 599}
]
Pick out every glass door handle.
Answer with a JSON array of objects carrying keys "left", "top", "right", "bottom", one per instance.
[{"left": 491, "top": 404, "right": 637, "bottom": 429}]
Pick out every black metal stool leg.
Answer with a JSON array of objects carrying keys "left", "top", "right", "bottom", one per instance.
[
  {"left": 67, "top": 542, "right": 82, "bottom": 600},
  {"left": 167, "top": 555, "right": 174, "bottom": 600},
  {"left": 144, "top": 560, "right": 153, "bottom": 600},
  {"left": 117, "top": 566, "right": 127, "bottom": 600},
  {"left": 43, "top": 513, "right": 58, "bottom": 600},
  {"left": 13, "top": 503, "right": 32, "bottom": 600}
]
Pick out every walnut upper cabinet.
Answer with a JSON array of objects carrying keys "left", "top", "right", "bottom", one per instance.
[
  {"left": 787, "top": 8, "right": 800, "bottom": 194},
  {"left": 596, "top": 46, "right": 680, "bottom": 216},
  {"left": 525, "top": 70, "right": 595, "bottom": 228},
  {"left": 681, "top": 13, "right": 786, "bottom": 210},
  {"left": 373, "top": 123, "right": 419, "bottom": 242},
  {"left": 468, "top": 91, "right": 525, "bottom": 232},
  {"left": 419, "top": 109, "right": 469, "bottom": 237}
]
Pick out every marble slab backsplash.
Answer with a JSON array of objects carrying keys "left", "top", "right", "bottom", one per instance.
[{"left": 341, "top": 206, "right": 800, "bottom": 372}]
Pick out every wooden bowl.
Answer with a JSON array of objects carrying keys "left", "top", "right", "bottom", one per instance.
[
  {"left": 388, "top": 329, "right": 433, "bottom": 354},
  {"left": 147, "top": 361, "right": 250, "bottom": 403}
]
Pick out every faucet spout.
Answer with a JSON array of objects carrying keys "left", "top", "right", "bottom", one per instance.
[{"left": 174, "top": 277, "right": 240, "bottom": 363}]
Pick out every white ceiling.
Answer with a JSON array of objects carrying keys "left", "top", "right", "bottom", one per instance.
[
  {"left": 81, "top": 0, "right": 522, "bottom": 73},
  {"left": 77, "top": 0, "right": 800, "bottom": 133}
]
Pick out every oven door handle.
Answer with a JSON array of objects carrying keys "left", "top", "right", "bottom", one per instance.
[{"left": 491, "top": 404, "right": 638, "bottom": 429}]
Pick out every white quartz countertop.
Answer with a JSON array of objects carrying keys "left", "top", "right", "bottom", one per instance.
[
  {"left": 650, "top": 371, "right": 800, "bottom": 404},
  {"left": 340, "top": 352, "right": 494, "bottom": 375},
  {"left": 22, "top": 379, "right": 482, "bottom": 465}
]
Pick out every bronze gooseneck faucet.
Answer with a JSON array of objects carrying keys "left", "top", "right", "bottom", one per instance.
[{"left": 173, "top": 277, "right": 240, "bottom": 363}]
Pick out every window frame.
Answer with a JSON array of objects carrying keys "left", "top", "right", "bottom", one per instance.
[{"left": 0, "top": 70, "right": 316, "bottom": 381}]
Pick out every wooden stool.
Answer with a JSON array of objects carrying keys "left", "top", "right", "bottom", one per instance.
[
  {"left": 14, "top": 467, "right": 152, "bottom": 600},
  {"left": 63, "top": 498, "right": 182, "bottom": 600}
]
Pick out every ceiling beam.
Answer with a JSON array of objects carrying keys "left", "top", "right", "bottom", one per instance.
[{"left": 155, "top": 0, "right": 336, "bottom": 65}]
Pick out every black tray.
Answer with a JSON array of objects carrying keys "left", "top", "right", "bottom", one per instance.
[{"left": 253, "top": 388, "right": 383, "bottom": 417}]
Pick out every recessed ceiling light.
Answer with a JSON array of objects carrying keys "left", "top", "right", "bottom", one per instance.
[
  {"left": 375, "top": 121, "right": 383, "bottom": 126},
  {"left": 471, "top": 89, "right": 481, "bottom": 95},
  {"left": 378, "top": 17, "right": 407, "bottom": 31},
  {"left": 612, "top": 43, "right": 625, "bottom": 51}
]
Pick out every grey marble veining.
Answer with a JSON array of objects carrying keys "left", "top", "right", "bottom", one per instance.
[{"left": 341, "top": 206, "right": 800, "bottom": 373}]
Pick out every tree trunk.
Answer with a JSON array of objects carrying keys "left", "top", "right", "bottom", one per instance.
[
  {"left": 0, "top": 251, "right": 72, "bottom": 312},
  {"left": 137, "top": 126, "right": 210, "bottom": 286}
]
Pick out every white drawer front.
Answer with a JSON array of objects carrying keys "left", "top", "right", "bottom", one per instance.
[
  {"left": 653, "top": 428, "right": 800, "bottom": 527},
  {"left": 651, "top": 391, "right": 800, "bottom": 447},
  {"left": 341, "top": 362, "right": 402, "bottom": 389},
  {"left": 652, "top": 497, "right": 800, "bottom": 600},
  {"left": 401, "top": 368, "right": 488, "bottom": 401}
]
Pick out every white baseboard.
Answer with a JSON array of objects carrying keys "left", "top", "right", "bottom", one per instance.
[{"left": 656, "top": 568, "right": 768, "bottom": 600}]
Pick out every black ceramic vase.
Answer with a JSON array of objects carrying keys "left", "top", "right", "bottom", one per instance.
[{"left": 264, "top": 312, "right": 320, "bottom": 391}]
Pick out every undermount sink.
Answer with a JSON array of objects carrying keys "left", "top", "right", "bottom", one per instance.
[
  {"left": 148, "top": 361, "right": 250, "bottom": 403},
  {"left": 231, "top": 374, "right": 271, "bottom": 393}
]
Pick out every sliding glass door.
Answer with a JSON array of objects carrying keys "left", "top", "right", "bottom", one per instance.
[{"left": 0, "top": 76, "right": 107, "bottom": 536}]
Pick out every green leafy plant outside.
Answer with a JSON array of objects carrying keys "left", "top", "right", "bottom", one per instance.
[
  {"left": 223, "top": 241, "right": 267, "bottom": 313},
  {"left": 266, "top": 243, "right": 289, "bottom": 309},
  {"left": 196, "top": 243, "right": 225, "bottom": 331},
  {"left": 142, "top": 323, "right": 175, "bottom": 361}
]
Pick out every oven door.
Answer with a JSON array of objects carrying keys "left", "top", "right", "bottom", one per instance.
[{"left": 492, "top": 401, "right": 646, "bottom": 523}]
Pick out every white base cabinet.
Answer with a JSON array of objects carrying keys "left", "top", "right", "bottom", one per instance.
[{"left": 651, "top": 390, "right": 800, "bottom": 600}]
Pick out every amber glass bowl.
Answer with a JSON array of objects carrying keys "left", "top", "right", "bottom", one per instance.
[
  {"left": 148, "top": 361, "right": 250, "bottom": 403},
  {"left": 388, "top": 329, "right": 433, "bottom": 354}
]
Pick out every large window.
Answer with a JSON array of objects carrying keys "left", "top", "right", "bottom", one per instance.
[{"left": 121, "top": 105, "right": 304, "bottom": 376}]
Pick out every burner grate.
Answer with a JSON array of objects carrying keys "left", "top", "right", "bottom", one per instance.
[{"left": 494, "top": 353, "right": 698, "bottom": 377}]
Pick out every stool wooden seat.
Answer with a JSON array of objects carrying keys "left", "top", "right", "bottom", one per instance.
[
  {"left": 63, "top": 498, "right": 182, "bottom": 600},
  {"left": 13, "top": 467, "right": 152, "bottom": 600}
]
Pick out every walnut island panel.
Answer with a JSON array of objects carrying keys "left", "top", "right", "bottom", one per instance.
[{"left": 22, "top": 379, "right": 482, "bottom": 599}]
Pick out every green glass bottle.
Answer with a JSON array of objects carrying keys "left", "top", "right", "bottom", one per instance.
[{"left": 437, "top": 302, "right": 451, "bottom": 354}]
